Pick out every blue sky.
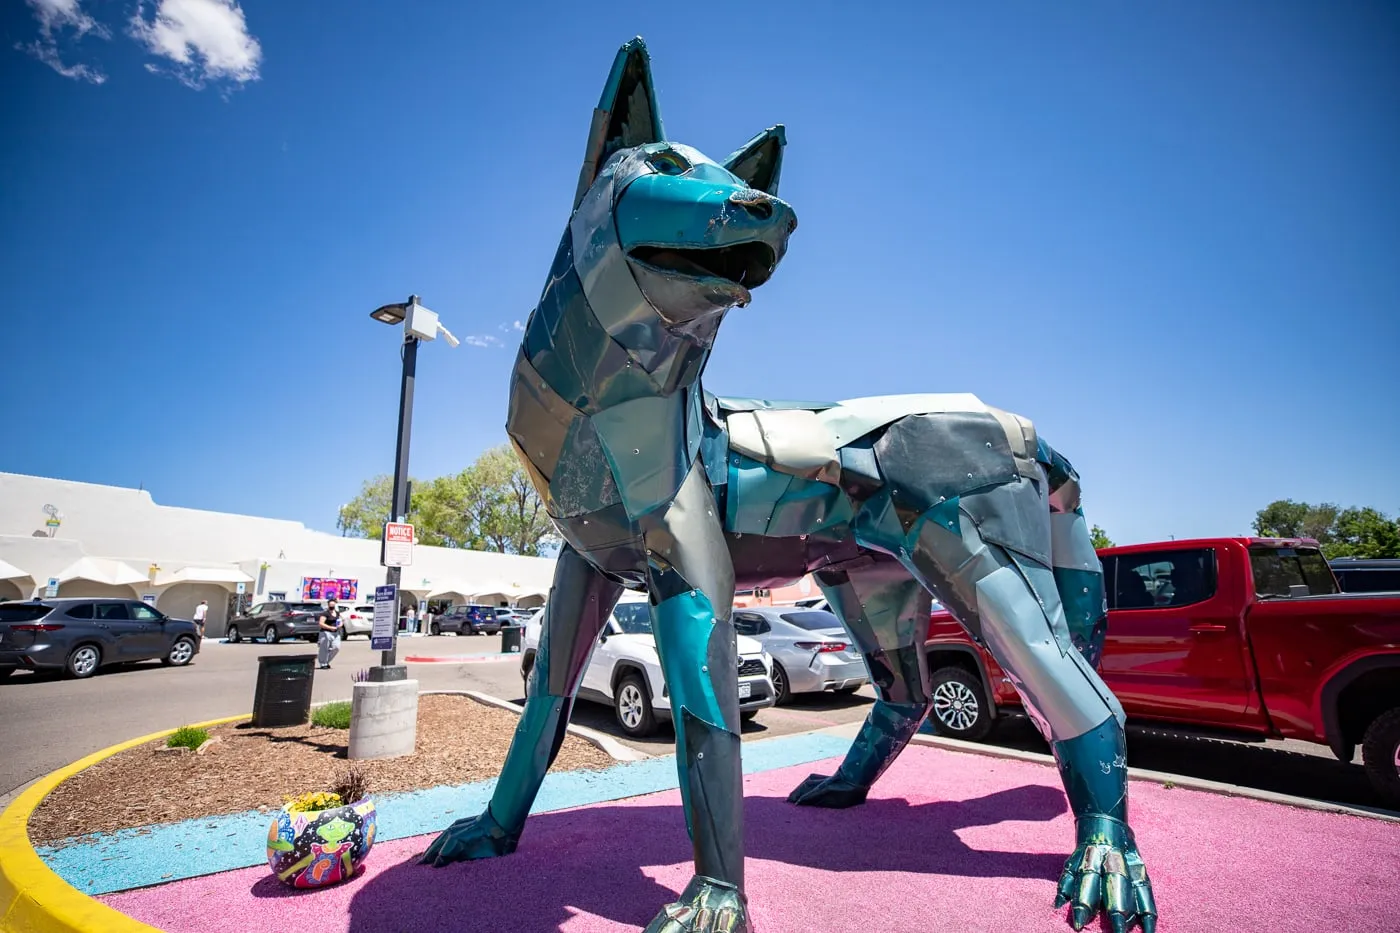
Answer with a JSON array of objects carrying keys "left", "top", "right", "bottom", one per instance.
[{"left": 2, "top": 1, "right": 1397, "bottom": 546}]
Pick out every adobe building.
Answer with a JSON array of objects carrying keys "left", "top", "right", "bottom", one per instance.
[{"left": 0, "top": 472, "right": 555, "bottom": 637}]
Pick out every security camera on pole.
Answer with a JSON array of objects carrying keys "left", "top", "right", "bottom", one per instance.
[{"left": 349, "top": 295, "right": 457, "bottom": 761}]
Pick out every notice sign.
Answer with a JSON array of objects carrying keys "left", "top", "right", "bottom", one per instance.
[
  {"left": 371, "top": 584, "right": 397, "bottom": 651},
  {"left": 384, "top": 522, "right": 414, "bottom": 567}
]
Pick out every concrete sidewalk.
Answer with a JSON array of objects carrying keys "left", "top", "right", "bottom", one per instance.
[{"left": 98, "top": 744, "right": 1398, "bottom": 933}]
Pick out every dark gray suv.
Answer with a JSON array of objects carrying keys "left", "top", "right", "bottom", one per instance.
[
  {"left": 225, "top": 601, "right": 325, "bottom": 643},
  {"left": 0, "top": 598, "right": 202, "bottom": 679}
]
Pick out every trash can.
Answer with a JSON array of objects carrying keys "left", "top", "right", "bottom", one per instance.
[
  {"left": 499, "top": 625, "right": 524, "bottom": 654},
  {"left": 252, "top": 654, "right": 317, "bottom": 728}
]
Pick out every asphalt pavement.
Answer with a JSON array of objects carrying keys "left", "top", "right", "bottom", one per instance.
[{"left": 1, "top": 634, "right": 1391, "bottom": 817}]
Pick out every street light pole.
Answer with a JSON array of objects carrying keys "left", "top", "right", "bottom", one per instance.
[
  {"left": 376, "top": 330, "right": 418, "bottom": 679},
  {"left": 365, "top": 294, "right": 456, "bottom": 683}
]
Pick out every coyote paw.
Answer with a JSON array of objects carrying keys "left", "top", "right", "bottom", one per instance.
[
  {"left": 1054, "top": 816, "right": 1157, "bottom": 933},
  {"left": 785, "top": 772, "right": 869, "bottom": 808},
  {"left": 419, "top": 809, "right": 518, "bottom": 867},
  {"left": 643, "top": 876, "right": 751, "bottom": 933}
]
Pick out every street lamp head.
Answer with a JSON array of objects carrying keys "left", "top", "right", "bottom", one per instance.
[{"left": 370, "top": 303, "right": 408, "bottom": 325}]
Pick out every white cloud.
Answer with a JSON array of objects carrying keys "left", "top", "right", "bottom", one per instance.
[
  {"left": 129, "top": 0, "right": 261, "bottom": 90},
  {"left": 18, "top": 0, "right": 109, "bottom": 84},
  {"left": 464, "top": 335, "right": 503, "bottom": 349},
  {"left": 513, "top": 320, "right": 525, "bottom": 331}
]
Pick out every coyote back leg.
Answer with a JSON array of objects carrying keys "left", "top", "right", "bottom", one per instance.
[
  {"left": 787, "top": 553, "right": 931, "bottom": 808},
  {"left": 421, "top": 545, "right": 622, "bottom": 865}
]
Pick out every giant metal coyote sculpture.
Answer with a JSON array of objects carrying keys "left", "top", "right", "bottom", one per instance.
[{"left": 423, "top": 37, "right": 1157, "bottom": 933}]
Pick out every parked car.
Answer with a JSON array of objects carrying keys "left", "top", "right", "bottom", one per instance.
[
  {"left": 225, "top": 601, "right": 325, "bottom": 643},
  {"left": 432, "top": 603, "right": 500, "bottom": 636},
  {"left": 1330, "top": 558, "right": 1400, "bottom": 594},
  {"left": 520, "top": 594, "right": 776, "bottom": 737},
  {"left": 494, "top": 607, "right": 532, "bottom": 627},
  {"left": 731, "top": 606, "right": 868, "bottom": 703},
  {"left": 341, "top": 605, "right": 375, "bottom": 638},
  {"left": 0, "top": 598, "right": 201, "bottom": 679},
  {"left": 922, "top": 536, "right": 1400, "bottom": 805}
]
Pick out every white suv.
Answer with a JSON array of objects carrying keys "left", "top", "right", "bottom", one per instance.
[{"left": 521, "top": 594, "right": 776, "bottom": 737}]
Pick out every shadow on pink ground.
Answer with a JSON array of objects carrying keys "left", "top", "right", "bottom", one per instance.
[{"left": 102, "top": 746, "right": 1399, "bottom": 933}]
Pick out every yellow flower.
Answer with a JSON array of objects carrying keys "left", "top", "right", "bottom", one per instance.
[{"left": 283, "top": 791, "right": 344, "bottom": 814}]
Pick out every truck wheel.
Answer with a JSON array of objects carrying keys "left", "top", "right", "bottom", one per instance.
[
  {"left": 927, "top": 666, "right": 994, "bottom": 741},
  {"left": 614, "top": 673, "right": 657, "bottom": 738},
  {"left": 263, "top": 625, "right": 279, "bottom": 645},
  {"left": 1361, "top": 707, "right": 1400, "bottom": 807},
  {"left": 226, "top": 625, "right": 241, "bottom": 643}
]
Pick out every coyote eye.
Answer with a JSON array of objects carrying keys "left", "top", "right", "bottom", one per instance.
[{"left": 647, "top": 150, "right": 690, "bottom": 176}]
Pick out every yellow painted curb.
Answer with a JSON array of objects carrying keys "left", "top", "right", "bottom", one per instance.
[{"left": 0, "top": 714, "right": 251, "bottom": 933}]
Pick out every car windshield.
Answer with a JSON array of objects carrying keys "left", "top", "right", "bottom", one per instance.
[
  {"left": 1250, "top": 546, "right": 1340, "bottom": 597},
  {"left": 290, "top": 603, "right": 323, "bottom": 612},
  {"left": 0, "top": 604, "right": 52, "bottom": 623},
  {"left": 612, "top": 602, "right": 653, "bottom": 635},
  {"left": 780, "top": 610, "right": 844, "bottom": 630}
]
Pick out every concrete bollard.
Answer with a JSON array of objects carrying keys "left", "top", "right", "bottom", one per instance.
[{"left": 348, "top": 679, "right": 419, "bottom": 760}]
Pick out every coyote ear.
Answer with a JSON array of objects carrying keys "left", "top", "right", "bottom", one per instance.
[
  {"left": 573, "top": 37, "right": 665, "bottom": 210},
  {"left": 721, "top": 125, "right": 786, "bottom": 195}
]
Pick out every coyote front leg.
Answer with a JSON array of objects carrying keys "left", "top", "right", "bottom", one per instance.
[
  {"left": 639, "top": 464, "right": 750, "bottom": 933},
  {"left": 421, "top": 545, "right": 621, "bottom": 866}
]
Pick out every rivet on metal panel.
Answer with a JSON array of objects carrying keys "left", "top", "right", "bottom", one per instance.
[
  {"left": 701, "top": 665, "right": 708, "bottom": 672},
  {"left": 697, "top": 752, "right": 704, "bottom": 759},
  {"left": 633, "top": 448, "right": 641, "bottom": 454}
]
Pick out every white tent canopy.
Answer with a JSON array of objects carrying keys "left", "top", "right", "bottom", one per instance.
[
  {"left": 0, "top": 559, "right": 29, "bottom": 582},
  {"left": 55, "top": 557, "right": 148, "bottom": 586},
  {"left": 153, "top": 566, "right": 255, "bottom": 588}
]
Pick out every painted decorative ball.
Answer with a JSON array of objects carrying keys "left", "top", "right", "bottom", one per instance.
[{"left": 266, "top": 798, "right": 377, "bottom": 888}]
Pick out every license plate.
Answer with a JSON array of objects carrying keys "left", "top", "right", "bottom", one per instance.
[{"left": 738, "top": 682, "right": 752, "bottom": 699}]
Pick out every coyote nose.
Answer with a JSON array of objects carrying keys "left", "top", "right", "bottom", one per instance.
[{"left": 729, "top": 190, "right": 774, "bottom": 220}]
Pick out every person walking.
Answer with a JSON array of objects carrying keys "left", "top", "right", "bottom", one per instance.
[
  {"left": 192, "top": 599, "right": 208, "bottom": 639},
  {"left": 317, "top": 598, "right": 342, "bottom": 669}
]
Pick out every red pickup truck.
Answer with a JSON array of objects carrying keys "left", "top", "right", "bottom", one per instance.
[{"left": 922, "top": 537, "right": 1400, "bottom": 805}]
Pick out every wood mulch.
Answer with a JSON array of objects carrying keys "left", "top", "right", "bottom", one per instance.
[{"left": 29, "top": 694, "right": 615, "bottom": 846}]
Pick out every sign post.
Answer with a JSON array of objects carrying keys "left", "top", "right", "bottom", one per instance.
[
  {"left": 371, "top": 584, "right": 397, "bottom": 651},
  {"left": 45, "top": 578, "right": 59, "bottom": 598},
  {"left": 384, "top": 523, "right": 414, "bottom": 567}
]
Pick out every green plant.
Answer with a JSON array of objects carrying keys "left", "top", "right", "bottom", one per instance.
[
  {"left": 311, "top": 700, "right": 352, "bottom": 729},
  {"left": 166, "top": 726, "right": 209, "bottom": 750},
  {"left": 331, "top": 765, "right": 371, "bottom": 805}
]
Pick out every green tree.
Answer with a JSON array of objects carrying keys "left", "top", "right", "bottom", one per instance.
[
  {"left": 336, "top": 445, "right": 557, "bottom": 556},
  {"left": 336, "top": 475, "right": 395, "bottom": 541},
  {"left": 1329, "top": 507, "right": 1400, "bottom": 559},
  {"left": 1253, "top": 499, "right": 1399, "bottom": 559},
  {"left": 1089, "top": 525, "right": 1115, "bottom": 550},
  {"left": 1252, "top": 499, "right": 1340, "bottom": 542},
  {"left": 472, "top": 445, "right": 557, "bottom": 556}
]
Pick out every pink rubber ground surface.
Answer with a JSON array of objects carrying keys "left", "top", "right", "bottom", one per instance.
[{"left": 101, "top": 745, "right": 1398, "bottom": 932}]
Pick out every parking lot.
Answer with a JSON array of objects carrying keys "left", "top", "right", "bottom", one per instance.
[{"left": 1, "top": 634, "right": 1392, "bottom": 817}]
